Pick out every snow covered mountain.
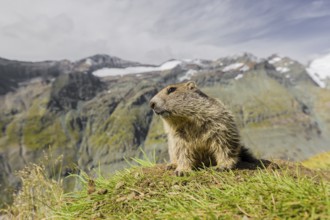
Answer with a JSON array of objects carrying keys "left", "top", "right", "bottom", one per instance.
[
  {"left": 92, "top": 60, "right": 182, "bottom": 77},
  {"left": 90, "top": 53, "right": 329, "bottom": 90},
  {"left": 307, "top": 54, "right": 330, "bottom": 88}
]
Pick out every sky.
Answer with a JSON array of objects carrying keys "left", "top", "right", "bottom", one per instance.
[{"left": 0, "top": 0, "right": 330, "bottom": 65}]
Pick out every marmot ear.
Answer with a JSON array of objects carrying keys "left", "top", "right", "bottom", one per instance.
[{"left": 186, "top": 81, "right": 196, "bottom": 90}]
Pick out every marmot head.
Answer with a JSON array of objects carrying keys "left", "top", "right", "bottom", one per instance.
[{"left": 149, "top": 81, "right": 208, "bottom": 118}]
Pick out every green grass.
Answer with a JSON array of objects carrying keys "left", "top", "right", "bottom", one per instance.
[
  {"left": 5, "top": 119, "right": 20, "bottom": 145},
  {"left": 3, "top": 159, "right": 329, "bottom": 219}
]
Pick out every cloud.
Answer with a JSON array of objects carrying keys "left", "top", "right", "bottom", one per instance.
[{"left": 0, "top": 0, "right": 329, "bottom": 64}]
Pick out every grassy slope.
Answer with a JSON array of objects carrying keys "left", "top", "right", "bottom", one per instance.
[
  {"left": 4, "top": 160, "right": 329, "bottom": 220},
  {"left": 302, "top": 152, "right": 330, "bottom": 170}
]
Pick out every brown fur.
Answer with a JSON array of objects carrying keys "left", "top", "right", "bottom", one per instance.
[{"left": 149, "top": 81, "right": 255, "bottom": 176}]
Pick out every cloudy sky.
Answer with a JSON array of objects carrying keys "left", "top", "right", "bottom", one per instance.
[{"left": 1, "top": 0, "right": 330, "bottom": 64}]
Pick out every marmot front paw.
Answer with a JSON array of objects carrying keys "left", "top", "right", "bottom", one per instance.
[
  {"left": 174, "top": 168, "right": 191, "bottom": 177},
  {"left": 166, "top": 163, "right": 177, "bottom": 170}
]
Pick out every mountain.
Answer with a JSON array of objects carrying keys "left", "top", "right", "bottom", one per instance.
[
  {"left": 0, "top": 53, "right": 329, "bottom": 207},
  {"left": 0, "top": 54, "right": 146, "bottom": 95}
]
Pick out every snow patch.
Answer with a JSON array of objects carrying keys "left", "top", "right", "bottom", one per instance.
[
  {"left": 240, "top": 65, "right": 249, "bottom": 72},
  {"left": 223, "top": 63, "right": 244, "bottom": 71},
  {"left": 179, "top": 69, "right": 197, "bottom": 82},
  {"left": 93, "top": 60, "right": 182, "bottom": 77},
  {"left": 307, "top": 71, "right": 326, "bottom": 88},
  {"left": 235, "top": 74, "right": 243, "bottom": 80},
  {"left": 269, "top": 57, "right": 282, "bottom": 64},
  {"left": 276, "top": 67, "right": 290, "bottom": 73},
  {"left": 307, "top": 53, "right": 330, "bottom": 88},
  {"left": 160, "top": 60, "right": 182, "bottom": 70},
  {"left": 182, "top": 58, "right": 207, "bottom": 67},
  {"left": 93, "top": 67, "right": 155, "bottom": 77},
  {"left": 85, "top": 58, "right": 93, "bottom": 66}
]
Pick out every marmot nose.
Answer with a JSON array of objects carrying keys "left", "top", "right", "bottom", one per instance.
[{"left": 150, "top": 101, "right": 156, "bottom": 109}]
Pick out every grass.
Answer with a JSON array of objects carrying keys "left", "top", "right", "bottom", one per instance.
[
  {"left": 3, "top": 158, "right": 329, "bottom": 219},
  {"left": 5, "top": 119, "right": 20, "bottom": 145},
  {"left": 22, "top": 97, "right": 69, "bottom": 150},
  {"left": 1, "top": 163, "right": 64, "bottom": 219}
]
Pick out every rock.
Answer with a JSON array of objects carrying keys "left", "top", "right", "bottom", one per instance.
[{"left": 47, "top": 72, "right": 105, "bottom": 111}]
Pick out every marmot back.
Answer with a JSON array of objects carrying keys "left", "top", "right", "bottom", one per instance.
[{"left": 149, "top": 81, "right": 256, "bottom": 176}]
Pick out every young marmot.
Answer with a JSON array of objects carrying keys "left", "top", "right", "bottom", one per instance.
[{"left": 149, "top": 81, "right": 256, "bottom": 176}]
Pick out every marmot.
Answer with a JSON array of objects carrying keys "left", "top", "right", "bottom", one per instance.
[{"left": 149, "top": 81, "right": 256, "bottom": 176}]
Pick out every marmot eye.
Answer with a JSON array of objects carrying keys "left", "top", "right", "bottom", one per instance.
[{"left": 167, "top": 87, "right": 176, "bottom": 94}]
